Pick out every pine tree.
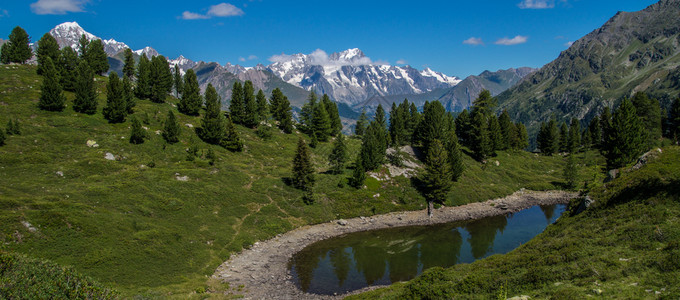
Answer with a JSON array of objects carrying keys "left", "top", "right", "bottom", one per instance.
[
  {"left": 498, "top": 109, "right": 516, "bottom": 150},
  {"left": 567, "top": 118, "right": 581, "bottom": 153},
  {"left": 255, "top": 89, "right": 268, "bottom": 122},
  {"left": 350, "top": 157, "right": 367, "bottom": 189},
  {"left": 300, "top": 92, "right": 317, "bottom": 133},
  {"left": 420, "top": 139, "right": 452, "bottom": 217},
  {"left": 355, "top": 109, "right": 368, "bottom": 136},
  {"left": 122, "top": 48, "right": 135, "bottom": 79},
  {"left": 409, "top": 102, "right": 422, "bottom": 144},
  {"left": 487, "top": 114, "right": 502, "bottom": 152},
  {"left": 292, "top": 137, "right": 315, "bottom": 190},
  {"left": 359, "top": 123, "right": 385, "bottom": 171},
  {"left": 86, "top": 39, "right": 109, "bottom": 75},
  {"left": 600, "top": 107, "right": 613, "bottom": 153},
  {"left": 559, "top": 122, "right": 569, "bottom": 153},
  {"left": 469, "top": 109, "right": 491, "bottom": 160},
  {"left": 7, "top": 26, "right": 32, "bottom": 64},
  {"left": 58, "top": 47, "right": 78, "bottom": 91},
  {"left": 671, "top": 97, "right": 680, "bottom": 143},
  {"left": 417, "top": 101, "right": 448, "bottom": 155},
  {"left": 36, "top": 33, "right": 60, "bottom": 75},
  {"left": 178, "top": 69, "right": 201, "bottom": 116},
  {"left": 135, "top": 54, "right": 151, "bottom": 99},
  {"left": 631, "top": 91, "right": 661, "bottom": 147},
  {"left": 310, "top": 131, "right": 319, "bottom": 148},
  {"left": 328, "top": 135, "right": 348, "bottom": 174},
  {"left": 588, "top": 116, "right": 601, "bottom": 148},
  {"left": 102, "top": 72, "right": 126, "bottom": 123},
  {"left": 230, "top": 81, "right": 244, "bottom": 124},
  {"left": 77, "top": 34, "right": 89, "bottom": 59},
  {"left": 269, "top": 88, "right": 282, "bottom": 118},
  {"left": 581, "top": 128, "right": 592, "bottom": 149},
  {"left": 373, "top": 104, "right": 390, "bottom": 150},
  {"left": 197, "top": 84, "right": 225, "bottom": 144},
  {"left": 162, "top": 110, "right": 180, "bottom": 144},
  {"left": 122, "top": 75, "right": 135, "bottom": 114},
  {"left": 0, "top": 43, "right": 10, "bottom": 64},
  {"left": 455, "top": 109, "right": 472, "bottom": 148},
  {"left": 605, "top": 99, "right": 646, "bottom": 169},
  {"left": 242, "top": 80, "right": 258, "bottom": 128},
  {"left": 221, "top": 117, "right": 243, "bottom": 152},
  {"left": 0, "top": 126, "right": 5, "bottom": 146},
  {"left": 129, "top": 116, "right": 146, "bottom": 144},
  {"left": 447, "top": 131, "right": 464, "bottom": 182},
  {"left": 173, "top": 64, "right": 183, "bottom": 98},
  {"left": 38, "top": 57, "right": 66, "bottom": 112},
  {"left": 321, "top": 94, "right": 342, "bottom": 136},
  {"left": 6, "top": 119, "right": 20, "bottom": 135},
  {"left": 73, "top": 60, "right": 97, "bottom": 114},
  {"left": 269, "top": 88, "right": 293, "bottom": 133},
  {"left": 515, "top": 122, "right": 529, "bottom": 150},
  {"left": 149, "top": 55, "right": 172, "bottom": 103},
  {"left": 312, "top": 100, "right": 332, "bottom": 141},
  {"left": 471, "top": 90, "right": 496, "bottom": 117},
  {"left": 563, "top": 154, "right": 578, "bottom": 189}
]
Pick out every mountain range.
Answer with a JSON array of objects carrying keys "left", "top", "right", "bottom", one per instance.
[{"left": 497, "top": 0, "right": 680, "bottom": 139}]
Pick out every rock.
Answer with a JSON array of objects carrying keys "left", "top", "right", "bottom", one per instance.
[
  {"left": 593, "top": 289, "right": 603, "bottom": 295},
  {"left": 605, "top": 169, "right": 619, "bottom": 182},
  {"left": 155, "top": 130, "right": 161, "bottom": 135},
  {"left": 175, "top": 174, "right": 189, "bottom": 181},
  {"left": 373, "top": 193, "right": 380, "bottom": 198},
  {"left": 337, "top": 219, "right": 348, "bottom": 226},
  {"left": 185, "top": 123, "right": 194, "bottom": 128},
  {"left": 21, "top": 221, "right": 37, "bottom": 233},
  {"left": 494, "top": 160, "right": 500, "bottom": 166},
  {"left": 632, "top": 148, "right": 662, "bottom": 170},
  {"left": 86, "top": 140, "right": 99, "bottom": 147},
  {"left": 104, "top": 153, "right": 115, "bottom": 160},
  {"left": 56, "top": 171, "right": 64, "bottom": 177},
  {"left": 507, "top": 296, "right": 531, "bottom": 300}
]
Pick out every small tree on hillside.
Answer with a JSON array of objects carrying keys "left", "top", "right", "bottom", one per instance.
[
  {"left": 563, "top": 154, "right": 578, "bottom": 189},
  {"left": 36, "top": 33, "right": 60, "bottom": 75},
  {"left": 103, "top": 72, "right": 126, "bottom": 123},
  {"left": 631, "top": 91, "right": 661, "bottom": 147},
  {"left": 321, "top": 94, "right": 342, "bottom": 136},
  {"left": 123, "top": 48, "right": 135, "bottom": 79},
  {"left": 0, "top": 43, "right": 10, "bottom": 64},
  {"left": 173, "top": 64, "right": 183, "bottom": 98},
  {"left": 350, "top": 157, "right": 367, "bottom": 189},
  {"left": 221, "top": 117, "right": 243, "bottom": 152},
  {"left": 421, "top": 139, "right": 452, "bottom": 217},
  {"left": 178, "top": 69, "right": 201, "bottom": 116},
  {"left": 605, "top": 98, "right": 646, "bottom": 169},
  {"left": 122, "top": 76, "right": 135, "bottom": 114},
  {"left": 488, "top": 114, "right": 502, "bottom": 152},
  {"left": 230, "top": 81, "right": 245, "bottom": 124},
  {"left": 73, "top": 60, "right": 97, "bottom": 114},
  {"left": 162, "top": 110, "right": 180, "bottom": 144},
  {"left": 129, "top": 116, "right": 146, "bottom": 144},
  {"left": 567, "top": 118, "right": 581, "bottom": 153},
  {"left": 355, "top": 109, "right": 368, "bottom": 136},
  {"left": 135, "top": 54, "right": 151, "bottom": 99},
  {"left": 312, "top": 101, "right": 332, "bottom": 141},
  {"left": 671, "top": 97, "right": 680, "bottom": 143},
  {"left": 197, "top": 84, "right": 225, "bottom": 144},
  {"left": 242, "top": 80, "right": 258, "bottom": 128},
  {"left": 447, "top": 131, "right": 464, "bottom": 182},
  {"left": 292, "top": 137, "right": 315, "bottom": 191},
  {"left": 328, "top": 135, "right": 348, "bottom": 174},
  {"left": 38, "top": 57, "right": 66, "bottom": 112},
  {"left": 58, "top": 46, "right": 79, "bottom": 91},
  {"left": 256, "top": 89, "right": 268, "bottom": 122},
  {"left": 515, "top": 122, "right": 529, "bottom": 150}
]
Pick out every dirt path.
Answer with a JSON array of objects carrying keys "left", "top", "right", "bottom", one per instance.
[{"left": 212, "top": 190, "right": 578, "bottom": 299}]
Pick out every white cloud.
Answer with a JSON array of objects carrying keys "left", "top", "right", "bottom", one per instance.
[
  {"left": 207, "top": 3, "right": 244, "bottom": 17},
  {"left": 247, "top": 54, "right": 257, "bottom": 60},
  {"left": 30, "top": 0, "right": 87, "bottom": 15},
  {"left": 495, "top": 35, "right": 528, "bottom": 45},
  {"left": 0, "top": 9, "right": 8, "bottom": 18},
  {"left": 239, "top": 57, "right": 246, "bottom": 62},
  {"left": 268, "top": 53, "right": 295, "bottom": 63},
  {"left": 463, "top": 37, "right": 484, "bottom": 46},
  {"left": 239, "top": 55, "right": 257, "bottom": 62},
  {"left": 396, "top": 59, "right": 407, "bottom": 65},
  {"left": 517, "top": 0, "right": 554, "bottom": 9},
  {"left": 565, "top": 41, "right": 574, "bottom": 47},
  {"left": 181, "top": 2, "right": 244, "bottom": 20}
]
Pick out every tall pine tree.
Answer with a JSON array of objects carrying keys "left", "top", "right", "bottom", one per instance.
[
  {"left": 173, "top": 64, "right": 183, "bottom": 98},
  {"left": 515, "top": 122, "right": 529, "bottom": 150},
  {"left": 197, "top": 84, "right": 225, "bottom": 144},
  {"left": 38, "top": 57, "right": 66, "bottom": 112},
  {"left": 242, "top": 80, "right": 258, "bottom": 128},
  {"left": 135, "top": 54, "right": 151, "bottom": 99},
  {"left": 605, "top": 99, "right": 646, "bottom": 169},
  {"left": 567, "top": 118, "right": 581, "bottom": 153},
  {"left": 355, "top": 109, "right": 368, "bottom": 136},
  {"left": 58, "top": 46, "right": 78, "bottom": 91},
  {"left": 417, "top": 101, "right": 448, "bottom": 155},
  {"left": 321, "top": 94, "right": 342, "bottom": 136},
  {"left": 6, "top": 26, "right": 32, "bottom": 64},
  {"left": 73, "top": 60, "right": 97, "bottom": 114},
  {"left": 469, "top": 109, "right": 491, "bottom": 160},
  {"left": 300, "top": 92, "right": 317, "bottom": 133},
  {"left": 328, "top": 134, "right": 348, "bottom": 174},
  {"left": 447, "top": 131, "right": 464, "bottom": 182},
  {"left": 256, "top": 89, "right": 268, "bottom": 122},
  {"left": 122, "top": 75, "right": 135, "bottom": 114},
  {"left": 487, "top": 114, "right": 502, "bottom": 152},
  {"left": 498, "top": 109, "right": 516, "bottom": 150},
  {"left": 631, "top": 92, "right": 661, "bottom": 147},
  {"left": 149, "top": 55, "right": 173, "bottom": 103},
  {"left": 36, "top": 33, "right": 60, "bottom": 75},
  {"left": 123, "top": 48, "right": 135, "bottom": 79},
  {"left": 312, "top": 100, "right": 332, "bottom": 141},
  {"left": 86, "top": 39, "right": 109, "bottom": 75},
  {"left": 178, "top": 69, "right": 201, "bottom": 116},
  {"left": 230, "top": 81, "right": 245, "bottom": 124},
  {"left": 455, "top": 109, "right": 472, "bottom": 148},
  {"left": 103, "top": 72, "right": 126, "bottom": 123},
  {"left": 292, "top": 137, "right": 315, "bottom": 190},
  {"left": 162, "top": 110, "right": 180, "bottom": 144},
  {"left": 670, "top": 97, "right": 680, "bottom": 143},
  {"left": 420, "top": 139, "right": 452, "bottom": 217}
]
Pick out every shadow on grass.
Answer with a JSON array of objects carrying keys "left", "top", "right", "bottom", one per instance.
[{"left": 605, "top": 178, "right": 680, "bottom": 206}]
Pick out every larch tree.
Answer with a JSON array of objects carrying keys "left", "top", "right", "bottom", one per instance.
[
  {"left": 178, "top": 69, "right": 201, "bottom": 116},
  {"left": 421, "top": 139, "right": 452, "bottom": 218},
  {"left": 36, "top": 33, "right": 60, "bottom": 75},
  {"left": 487, "top": 114, "right": 502, "bottom": 152},
  {"left": 102, "top": 72, "right": 126, "bottom": 123},
  {"left": 498, "top": 109, "right": 516, "bottom": 150},
  {"left": 73, "top": 60, "right": 97, "bottom": 114},
  {"left": 37, "top": 57, "right": 66, "bottom": 112}
]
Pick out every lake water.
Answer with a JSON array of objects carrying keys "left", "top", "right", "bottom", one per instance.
[{"left": 289, "top": 204, "right": 565, "bottom": 295}]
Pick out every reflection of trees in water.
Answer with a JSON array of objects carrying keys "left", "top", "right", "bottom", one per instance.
[
  {"left": 329, "top": 247, "right": 351, "bottom": 286},
  {"left": 420, "top": 227, "right": 463, "bottom": 270},
  {"left": 353, "top": 242, "right": 386, "bottom": 285},
  {"left": 291, "top": 250, "right": 322, "bottom": 292},
  {"left": 386, "top": 236, "right": 420, "bottom": 283},
  {"left": 465, "top": 214, "right": 508, "bottom": 259},
  {"left": 540, "top": 204, "right": 556, "bottom": 223}
]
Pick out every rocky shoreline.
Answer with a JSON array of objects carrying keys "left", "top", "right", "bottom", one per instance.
[{"left": 212, "top": 190, "right": 579, "bottom": 299}]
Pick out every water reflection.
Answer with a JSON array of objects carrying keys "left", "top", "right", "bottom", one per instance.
[{"left": 289, "top": 204, "right": 565, "bottom": 295}]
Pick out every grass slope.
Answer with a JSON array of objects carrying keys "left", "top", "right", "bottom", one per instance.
[
  {"left": 354, "top": 146, "right": 680, "bottom": 299},
  {"left": 0, "top": 65, "right": 582, "bottom": 297}
]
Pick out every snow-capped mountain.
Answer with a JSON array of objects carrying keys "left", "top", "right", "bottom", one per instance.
[
  {"left": 48, "top": 22, "right": 153, "bottom": 57},
  {"left": 264, "top": 48, "right": 461, "bottom": 105}
]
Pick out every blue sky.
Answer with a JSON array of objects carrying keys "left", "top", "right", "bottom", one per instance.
[{"left": 0, "top": 0, "right": 658, "bottom": 78}]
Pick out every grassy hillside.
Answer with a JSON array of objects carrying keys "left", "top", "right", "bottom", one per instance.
[
  {"left": 354, "top": 146, "right": 680, "bottom": 299},
  {"left": 0, "top": 64, "right": 585, "bottom": 297}
]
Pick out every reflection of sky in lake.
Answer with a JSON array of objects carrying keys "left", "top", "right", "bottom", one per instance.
[{"left": 290, "top": 204, "right": 564, "bottom": 295}]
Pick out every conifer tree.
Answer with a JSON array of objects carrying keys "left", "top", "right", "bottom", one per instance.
[
  {"left": 221, "top": 117, "right": 243, "bottom": 152},
  {"left": 135, "top": 54, "right": 151, "bottom": 99},
  {"left": 242, "top": 80, "right": 258, "bottom": 128},
  {"left": 300, "top": 92, "right": 317, "bottom": 133},
  {"left": 671, "top": 97, "right": 680, "bottom": 143},
  {"left": 230, "top": 81, "right": 244, "bottom": 124},
  {"left": 455, "top": 109, "right": 472, "bottom": 148},
  {"left": 0, "top": 43, "right": 10, "bottom": 64},
  {"left": 469, "top": 109, "right": 491, "bottom": 160},
  {"left": 0, "top": 126, "right": 5, "bottom": 146},
  {"left": 355, "top": 109, "right": 368, "bottom": 136},
  {"left": 321, "top": 94, "right": 342, "bottom": 136},
  {"left": 149, "top": 55, "right": 172, "bottom": 103},
  {"left": 292, "top": 137, "right": 315, "bottom": 190},
  {"left": 36, "top": 33, "right": 60, "bottom": 75},
  {"left": 420, "top": 139, "right": 452, "bottom": 217},
  {"left": 86, "top": 39, "right": 109, "bottom": 75},
  {"left": 122, "top": 75, "right": 135, "bottom": 114},
  {"left": 581, "top": 128, "right": 592, "bottom": 149},
  {"left": 256, "top": 89, "right": 268, "bottom": 122},
  {"left": 605, "top": 99, "right": 646, "bottom": 169},
  {"left": 73, "top": 60, "right": 97, "bottom": 114},
  {"left": 129, "top": 116, "right": 146, "bottom": 144},
  {"left": 328, "top": 135, "right": 348, "bottom": 174},
  {"left": 488, "top": 114, "right": 502, "bottom": 152},
  {"left": 559, "top": 122, "right": 569, "bottom": 153},
  {"left": 471, "top": 90, "right": 496, "bottom": 117},
  {"left": 447, "top": 131, "right": 464, "bottom": 182},
  {"left": 359, "top": 123, "right": 386, "bottom": 171},
  {"left": 103, "top": 72, "right": 126, "bottom": 123},
  {"left": 78, "top": 34, "right": 89, "bottom": 59},
  {"left": 588, "top": 116, "right": 601, "bottom": 148},
  {"left": 309, "top": 131, "right": 319, "bottom": 148},
  {"left": 373, "top": 104, "right": 390, "bottom": 149},
  {"left": 197, "top": 84, "right": 225, "bottom": 145},
  {"left": 374, "top": 104, "right": 388, "bottom": 132},
  {"left": 6, "top": 119, "right": 20, "bottom": 135},
  {"left": 38, "top": 57, "right": 66, "bottom": 112},
  {"left": 269, "top": 88, "right": 294, "bottom": 133},
  {"left": 537, "top": 119, "right": 559, "bottom": 155},
  {"left": 178, "top": 69, "right": 201, "bottom": 116},
  {"left": 567, "top": 117, "right": 581, "bottom": 153},
  {"left": 58, "top": 47, "right": 78, "bottom": 91},
  {"left": 409, "top": 102, "right": 422, "bottom": 142},
  {"left": 515, "top": 122, "right": 529, "bottom": 150},
  {"left": 173, "top": 64, "right": 183, "bottom": 98},
  {"left": 269, "top": 88, "right": 282, "bottom": 117},
  {"left": 600, "top": 107, "right": 613, "bottom": 152},
  {"left": 350, "top": 157, "right": 367, "bottom": 189},
  {"left": 631, "top": 91, "right": 661, "bottom": 146},
  {"left": 6, "top": 26, "right": 32, "bottom": 64},
  {"left": 498, "top": 109, "right": 516, "bottom": 150},
  {"left": 417, "top": 101, "right": 448, "bottom": 155},
  {"left": 123, "top": 48, "right": 135, "bottom": 79},
  {"left": 312, "top": 100, "right": 332, "bottom": 141},
  {"left": 563, "top": 154, "right": 578, "bottom": 189},
  {"left": 162, "top": 110, "right": 180, "bottom": 144}
]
